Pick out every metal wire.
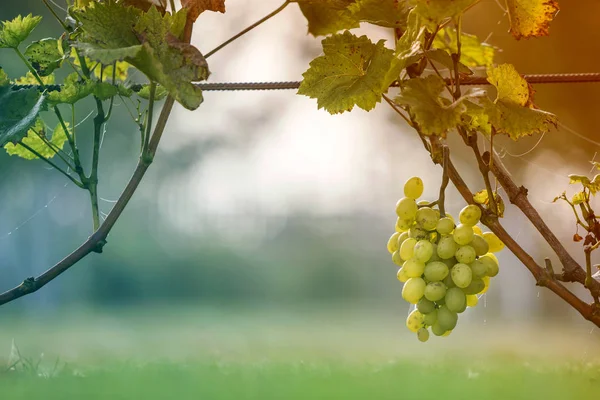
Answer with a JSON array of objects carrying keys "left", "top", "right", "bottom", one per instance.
[{"left": 11, "top": 73, "right": 600, "bottom": 93}]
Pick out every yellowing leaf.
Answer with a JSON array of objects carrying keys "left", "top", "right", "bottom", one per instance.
[
  {"left": 592, "top": 161, "right": 600, "bottom": 171},
  {"left": 394, "top": 10, "right": 426, "bottom": 71},
  {"left": 0, "top": 68, "right": 8, "bottom": 86},
  {"left": 298, "top": 31, "right": 400, "bottom": 114},
  {"left": 485, "top": 64, "right": 557, "bottom": 140},
  {"left": 395, "top": 75, "right": 464, "bottom": 136},
  {"left": 571, "top": 191, "right": 586, "bottom": 205},
  {"left": 462, "top": 100, "right": 491, "bottom": 136},
  {"left": 411, "top": 0, "right": 478, "bottom": 26},
  {"left": 293, "top": 0, "right": 359, "bottom": 36},
  {"left": 348, "top": 0, "right": 408, "bottom": 28},
  {"left": 13, "top": 71, "right": 55, "bottom": 85},
  {"left": 25, "top": 38, "right": 65, "bottom": 77},
  {"left": 473, "top": 189, "right": 505, "bottom": 217},
  {"left": 4, "top": 119, "right": 69, "bottom": 160},
  {"left": 182, "top": 0, "right": 226, "bottom": 22},
  {"left": 569, "top": 174, "right": 600, "bottom": 195},
  {"left": 506, "top": 0, "right": 559, "bottom": 40},
  {"left": 0, "top": 14, "right": 42, "bottom": 49},
  {"left": 433, "top": 28, "right": 495, "bottom": 67}
]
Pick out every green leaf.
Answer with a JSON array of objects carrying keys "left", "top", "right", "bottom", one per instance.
[
  {"left": 485, "top": 64, "right": 557, "bottom": 140},
  {"left": 506, "top": 0, "right": 559, "bottom": 40},
  {"left": 348, "top": 0, "right": 408, "bottom": 28},
  {"left": 47, "top": 72, "right": 95, "bottom": 104},
  {"left": 410, "top": 0, "right": 477, "bottom": 27},
  {"left": 4, "top": 119, "right": 68, "bottom": 160},
  {"left": 395, "top": 75, "right": 464, "bottom": 136},
  {"left": 74, "top": 3, "right": 209, "bottom": 109},
  {"left": 0, "top": 86, "right": 46, "bottom": 147},
  {"left": 138, "top": 84, "right": 168, "bottom": 100},
  {"left": 0, "top": 14, "right": 42, "bottom": 49},
  {"left": 433, "top": 28, "right": 495, "bottom": 67},
  {"left": 462, "top": 100, "right": 491, "bottom": 136},
  {"left": 394, "top": 10, "right": 427, "bottom": 72},
  {"left": 293, "top": 0, "right": 359, "bottom": 36},
  {"left": 0, "top": 68, "right": 9, "bottom": 86},
  {"left": 473, "top": 189, "right": 505, "bottom": 217},
  {"left": 569, "top": 174, "right": 600, "bottom": 195},
  {"left": 24, "top": 38, "right": 65, "bottom": 77},
  {"left": 13, "top": 71, "right": 55, "bottom": 85},
  {"left": 571, "top": 191, "right": 586, "bottom": 205},
  {"left": 424, "top": 49, "right": 472, "bottom": 75},
  {"left": 298, "top": 31, "right": 400, "bottom": 114}
]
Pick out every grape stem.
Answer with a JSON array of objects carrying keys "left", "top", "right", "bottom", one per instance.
[{"left": 438, "top": 146, "right": 450, "bottom": 217}]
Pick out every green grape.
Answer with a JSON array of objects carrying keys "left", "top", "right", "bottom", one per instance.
[
  {"left": 429, "top": 243, "right": 441, "bottom": 262},
  {"left": 397, "top": 232, "right": 409, "bottom": 249},
  {"left": 406, "top": 309, "right": 424, "bottom": 333},
  {"left": 400, "top": 238, "right": 417, "bottom": 260},
  {"left": 404, "top": 176, "right": 424, "bottom": 199},
  {"left": 392, "top": 250, "right": 404, "bottom": 266},
  {"left": 483, "top": 232, "right": 505, "bottom": 252},
  {"left": 424, "top": 261, "right": 449, "bottom": 282},
  {"left": 402, "top": 277, "right": 426, "bottom": 304},
  {"left": 417, "top": 297, "right": 436, "bottom": 314},
  {"left": 396, "top": 197, "right": 418, "bottom": 219},
  {"left": 396, "top": 217, "right": 414, "bottom": 232},
  {"left": 413, "top": 240, "right": 434, "bottom": 263},
  {"left": 441, "top": 257, "right": 457, "bottom": 269},
  {"left": 470, "top": 259, "right": 488, "bottom": 278},
  {"left": 409, "top": 225, "right": 429, "bottom": 240},
  {"left": 442, "top": 273, "right": 456, "bottom": 288},
  {"left": 445, "top": 287, "right": 466, "bottom": 313},
  {"left": 451, "top": 263, "right": 473, "bottom": 288},
  {"left": 423, "top": 308, "right": 438, "bottom": 326},
  {"left": 455, "top": 245, "right": 476, "bottom": 264},
  {"left": 459, "top": 204, "right": 482, "bottom": 226},
  {"left": 431, "top": 321, "right": 447, "bottom": 336},
  {"left": 453, "top": 223, "right": 474, "bottom": 246},
  {"left": 455, "top": 300, "right": 467, "bottom": 314},
  {"left": 397, "top": 267, "right": 409, "bottom": 282},
  {"left": 472, "top": 225, "right": 483, "bottom": 235},
  {"left": 387, "top": 232, "right": 401, "bottom": 254},
  {"left": 480, "top": 254, "right": 499, "bottom": 277},
  {"left": 470, "top": 234, "right": 489, "bottom": 256},
  {"left": 437, "top": 305, "right": 458, "bottom": 331},
  {"left": 403, "top": 258, "right": 426, "bottom": 278},
  {"left": 462, "top": 277, "right": 485, "bottom": 295},
  {"left": 417, "top": 327, "right": 430, "bottom": 342},
  {"left": 436, "top": 217, "right": 454, "bottom": 235},
  {"left": 424, "top": 281, "right": 446, "bottom": 302},
  {"left": 416, "top": 207, "right": 439, "bottom": 231},
  {"left": 466, "top": 294, "right": 479, "bottom": 307},
  {"left": 437, "top": 236, "right": 458, "bottom": 260},
  {"left": 442, "top": 330, "right": 452, "bottom": 337}
]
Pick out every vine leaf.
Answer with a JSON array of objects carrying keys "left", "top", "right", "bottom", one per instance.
[
  {"left": 138, "top": 84, "right": 168, "bottom": 100},
  {"left": 0, "top": 86, "right": 46, "bottom": 147},
  {"left": 395, "top": 10, "right": 426, "bottom": 71},
  {"left": 592, "top": 161, "right": 600, "bottom": 171},
  {"left": 181, "top": 0, "right": 226, "bottom": 22},
  {"left": 395, "top": 75, "right": 464, "bottom": 136},
  {"left": 473, "top": 189, "right": 505, "bottom": 217},
  {"left": 120, "top": 0, "right": 167, "bottom": 13},
  {"left": 569, "top": 174, "right": 600, "bottom": 195},
  {"left": 0, "top": 68, "right": 8, "bottom": 86},
  {"left": 47, "top": 72, "right": 130, "bottom": 104},
  {"left": 14, "top": 72, "right": 55, "bottom": 85},
  {"left": 348, "top": 0, "right": 408, "bottom": 28},
  {"left": 571, "top": 191, "right": 586, "bottom": 205},
  {"left": 0, "top": 14, "right": 42, "bottom": 49},
  {"left": 293, "top": 0, "right": 359, "bottom": 36},
  {"left": 298, "top": 31, "right": 401, "bottom": 114},
  {"left": 506, "top": 0, "right": 559, "bottom": 40},
  {"left": 411, "top": 0, "right": 478, "bottom": 26},
  {"left": 462, "top": 100, "right": 491, "bottom": 135},
  {"left": 425, "top": 49, "right": 472, "bottom": 75},
  {"left": 485, "top": 63, "right": 557, "bottom": 140},
  {"left": 73, "top": 3, "right": 209, "bottom": 109},
  {"left": 4, "top": 119, "right": 68, "bottom": 160},
  {"left": 433, "top": 28, "right": 495, "bottom": 67},
  {"left": 24, "top": 38, "right": 65, "bottom": 77}
]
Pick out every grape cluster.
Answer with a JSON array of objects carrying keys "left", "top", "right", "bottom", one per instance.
[{"left": 387, "top": 177, "right": 505, "bottom": 342}]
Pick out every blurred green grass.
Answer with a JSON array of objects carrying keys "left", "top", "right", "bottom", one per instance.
[{"left": 1, "top": 306, "right": 599, "bottom": 399}]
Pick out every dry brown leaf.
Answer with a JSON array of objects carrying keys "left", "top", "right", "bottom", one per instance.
[{"left": 182, "top": 0, "right": 226, "bottom": 22}]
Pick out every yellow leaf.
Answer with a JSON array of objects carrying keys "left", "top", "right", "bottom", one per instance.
[
  {"left": 571, "top": 191, "right": 586, "bottom": 205},
  {"left": 473, "top": 189, "right": 505, "bottom": 217},
  {"left": 506, "top": 0, "right": 559, "bottom": 40}
]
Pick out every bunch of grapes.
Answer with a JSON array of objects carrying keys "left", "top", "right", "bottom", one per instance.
[{"left": 387, "top": 177, "right": 505, "bottom": 342}]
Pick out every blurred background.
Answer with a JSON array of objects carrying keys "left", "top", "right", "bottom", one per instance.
[{"left": 0, "top": 0, "right": 599, "bottom": 363}]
